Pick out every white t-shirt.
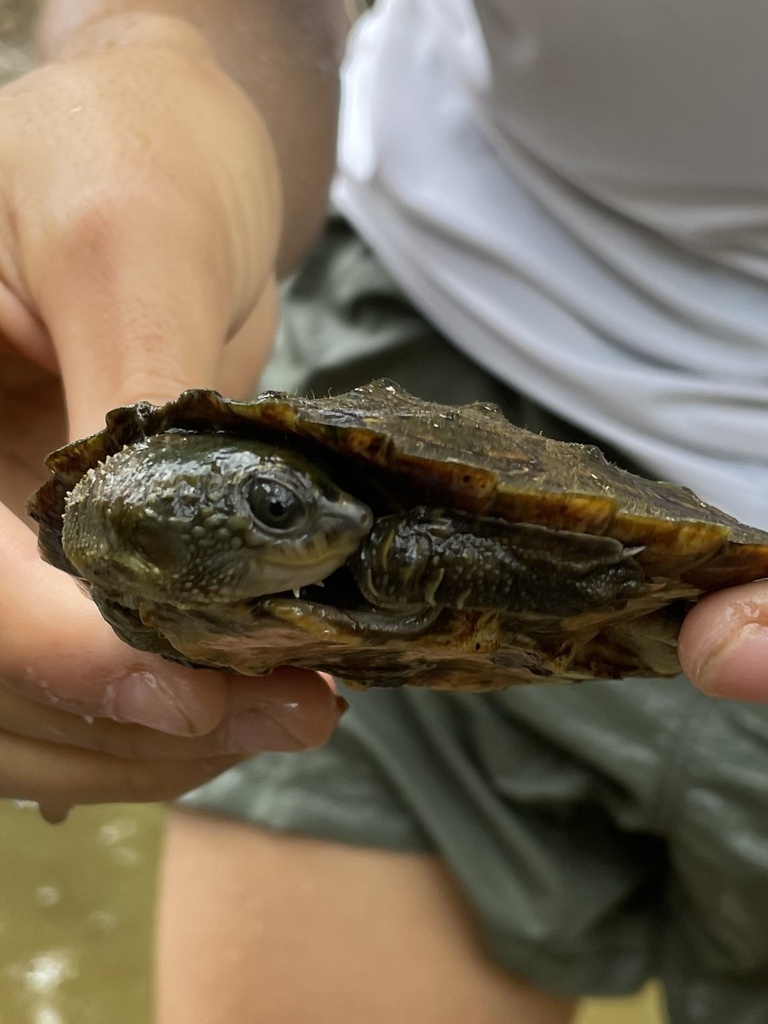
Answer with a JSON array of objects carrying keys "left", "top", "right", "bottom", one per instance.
[{"left": 332, "top": 0, "right": 768, "bottom": 529}]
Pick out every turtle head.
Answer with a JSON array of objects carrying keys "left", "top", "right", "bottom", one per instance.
[{"left": 61, "top": 433, "right": 373, "bottom": 610}]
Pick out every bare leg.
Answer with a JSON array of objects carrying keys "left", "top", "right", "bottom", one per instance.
[{"left": 157, "top": 809, "right": 577, "bottom": 1024}]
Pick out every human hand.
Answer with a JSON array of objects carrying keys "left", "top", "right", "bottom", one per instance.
[
  {"left": 680, "top": 584, "right": 768, "bottom": 702},
  {"left": 0, "top": 28, "right": 341, "bottom": 816}
]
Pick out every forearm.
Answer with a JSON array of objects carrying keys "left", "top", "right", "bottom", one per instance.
[{"left": 36, "top": 0, "right": 348, "bottom": 273}]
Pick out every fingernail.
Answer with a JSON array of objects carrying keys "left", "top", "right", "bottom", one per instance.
[
  {"left": 225, "top": 710, "right": 308, "bottom": 753},
  {"left": 112, "top": 671, "right": 197, "bottom": 734},
  {"left": 226, "top": 693, "right": 348, "bottom": 753},
  {"left": 698, "top": 625, "right": 768, "bottom": 701}
]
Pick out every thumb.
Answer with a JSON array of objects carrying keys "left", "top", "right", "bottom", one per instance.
[{"left": 680, "top": 583, "right": 768, "bottom": 701}]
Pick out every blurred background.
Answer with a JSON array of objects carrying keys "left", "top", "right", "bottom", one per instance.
[
  {"left": 0, "top": 3, "right": 664, "bottom": 1022},
  {"left": 0, "top": 0, "right": 37, "bottom": 84}
]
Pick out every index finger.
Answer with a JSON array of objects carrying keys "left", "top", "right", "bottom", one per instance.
[
  {"left": 35, "top": 194, "right": 273, "bottom": 439},
  {"left": 3, "top": 50, "right": 281, "bottom": 437}
]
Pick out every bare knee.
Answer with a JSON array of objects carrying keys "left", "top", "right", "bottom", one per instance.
[{"left": 157, "top": 809, "right": 576, "bottom": 1024}]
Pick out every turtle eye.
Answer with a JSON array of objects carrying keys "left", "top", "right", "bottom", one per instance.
[{"left": 248, "top": 479, "right": 307, "bottom": 532}]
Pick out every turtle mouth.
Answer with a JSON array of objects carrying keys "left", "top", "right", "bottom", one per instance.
[
  {"left": 247, "top": 563, "right": 445, "bottom": 643},
  {"left": 251, "top": 563, "right": 364, "bottom": 609}
]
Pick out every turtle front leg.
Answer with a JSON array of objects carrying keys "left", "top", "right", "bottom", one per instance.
[{"left": 349, "top": 508, "right": 644, "bottom": 618}]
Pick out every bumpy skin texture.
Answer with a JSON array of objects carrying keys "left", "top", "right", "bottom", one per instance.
[{"left": 28, "top": 381, "right": 768, "bottom": 690}]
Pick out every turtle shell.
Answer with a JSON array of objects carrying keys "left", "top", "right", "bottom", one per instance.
[{"left": 28, "top": 381, "right": 768, "bottom": 690}]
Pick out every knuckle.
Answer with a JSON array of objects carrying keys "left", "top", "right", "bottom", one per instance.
[{"left": 57, "top": 184, "right": 160, "bottom": 257}]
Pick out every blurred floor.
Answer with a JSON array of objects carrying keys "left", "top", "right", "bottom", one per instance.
[
  {"left": 577, "top": 986, "right": 665, "bottom": 1024},
  {"left": 0, "top": 801, "right": 162, "bottom": 1024},
  {"left": 0, "top": 800, "right": 666, "bottom": 1023}
]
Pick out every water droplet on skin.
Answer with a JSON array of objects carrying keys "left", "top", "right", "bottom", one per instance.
[{"left": 22, "top": 674, "right": 62, "bottom": 706}]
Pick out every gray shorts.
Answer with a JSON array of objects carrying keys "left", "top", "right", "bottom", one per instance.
[{"left": 181, "top": 217, "right": 768, "bottom": 1023}]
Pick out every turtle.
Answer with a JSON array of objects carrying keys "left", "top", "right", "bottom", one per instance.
[{"left": 28, "top": 380, "right": 768, "bottom": 691}]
